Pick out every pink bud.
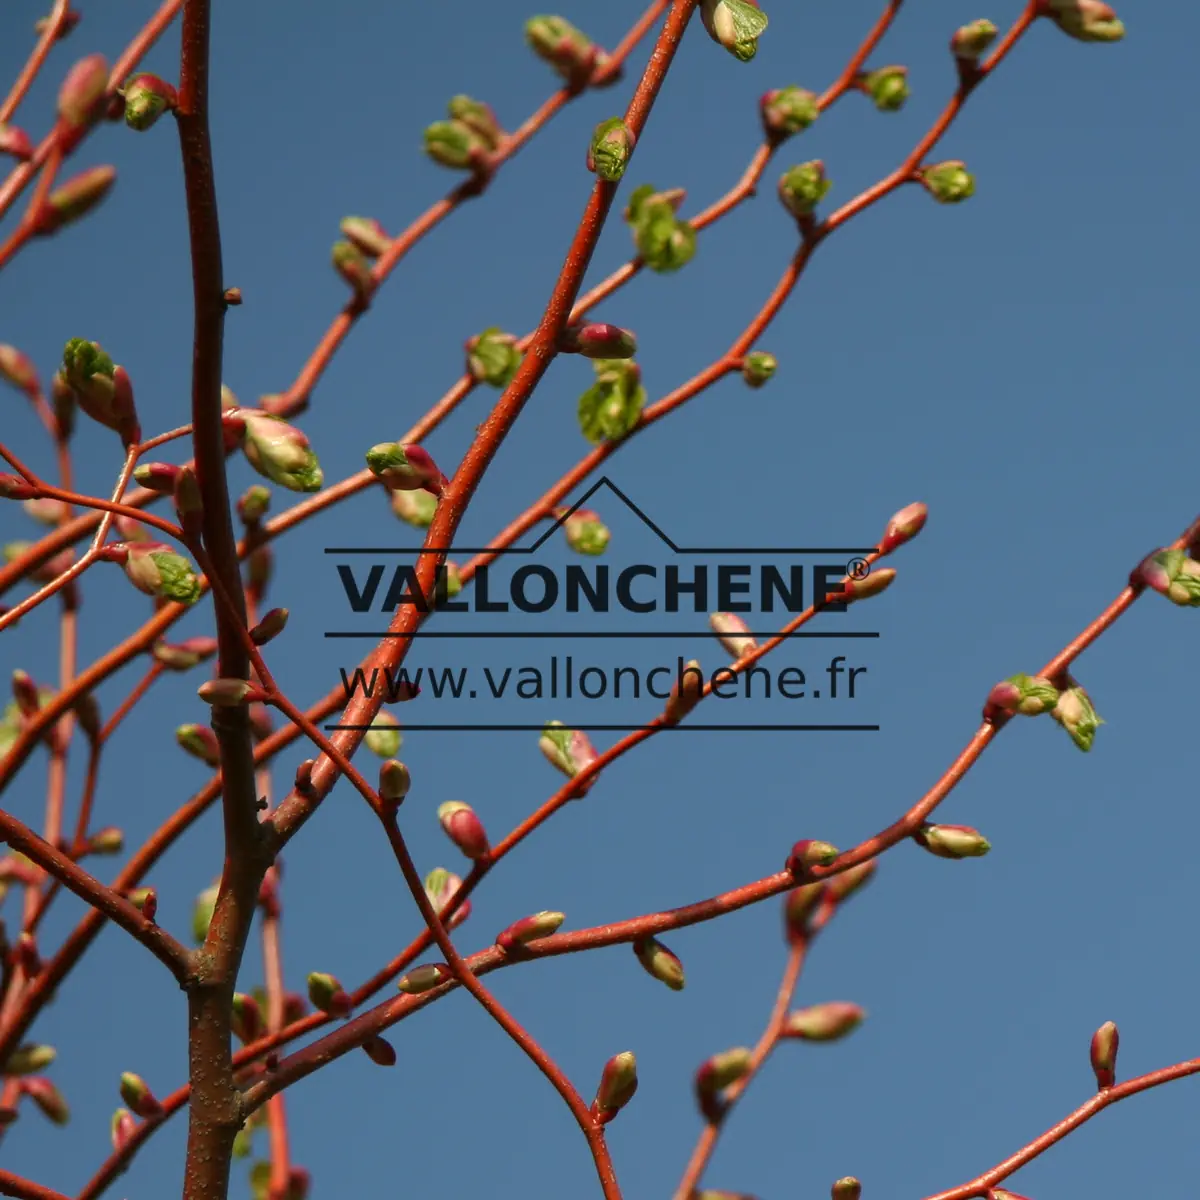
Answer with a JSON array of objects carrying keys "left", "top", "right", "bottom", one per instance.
[
  {"left": 783, "top": 883, "right": 826, "bottom": 942},
  {"left": 633, "top": 937, "right": 685, "bottom": 991},
  {"left": 231, "top": 993, "right": 263, "bottom": 1043},
  {"left": 12, "top": 669, "right": 41, "bottom": 717},
  {"left": 830, "top": 1179, "right": 862, "bottom": 1200},
  {"left": 110, "top": 1108, "right": 136, "bottom": 1152},
  {"left": 837, "top": 568, "right": 895, "bottom": 605},
  {"left": 709, "top": 611, "right": 757, "bottom": 658},
  {"left": 1090, "top": 1020, "right": 1118, "bottom": 1089},
  {"left": 119, "top": 1072, "right": 162, "bottom": 1118},
  {"left": 914, "top": 823, "right": 990, "bottom": 859},
  {"left": 0, "top": 345, "right": 39, "bottom": 396},
  {"left": 879, "top": 502, "right": 928, "bottom": 555},
  {"left": 362, "top": 1035, "right": 396, "bottom": 1067},
  {"left": 88, "top": 826, "right": 123, "bottom": 855},
  {"left": 826, "top": 859, "right": 877, "bottom": 903},
  {"left": 341, "top": 216, "right": 392, "bottom": 258},
  {"left": 20, "top": 1077, "right": 69, "bottom": 1125},
  {"left": 378, "top": 758, "right": 411, "bottom": 806},
  {"left": 694, "top": 1047, "right": 752, "bottom": 1120},
  {"left": 783, "top": 1002, "right": 866, "bottom": 1042},
  {"left": 436, "top": 801, "right": 490, "bottom": 860},
  {"left": 538, "top": 722, "right": 599, "bottom": 795},
  {"left": 153, "top": 636, "right": 219, "bottom": 671},
  {"left": 128, "top": 887, "right": 157, "bottom": 922},
  {"left": 331, "top": 240, "right": 376, "bottom": 302},
  {"left": 132, "top": 462, "right": 181, "bottom": 493},
  {"left": 663, "top": 659, "right": 704, "bottom": 725},
  {"left": 307, "top": 972, "right": 352, "bottom": 1018},
  {"left": 0, "top": 124, "right": 34, "bottom": 162},
  {"left": 397, "top": 962, "right": 452, "bottom": 994},
  {"left": 57, "top": 54, "right": 109, "bottom": 134},
  {"left": 496, "top": 910, "right": 566, "bottom": 954},
  {"left": 197, "top": 678, "right": 266, "bottom": 707},
  {"left": 249, "top": 607, "right": 289, "bottom": 646},
  {"left": 592, "top": 1051, "right": 638, "bottom": 1122},
  {"left": 558, "top": 322, "right": 638, "bottom": 359},
  {"left": 786, "top": 839, "right": 839, "bottom": 875},
  {"left": 39, "top": 163, "right": 117, "bottom": 232},
  {"left": 364, "top": 442, "right": 448, "bottom": 496},
  {"left": 424, "top": 868, "right": 471, "bottom": 930},
  {"left": 16, "top": 932, "right": 43, "bottom": 977}
]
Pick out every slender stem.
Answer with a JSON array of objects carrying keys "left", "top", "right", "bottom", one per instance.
[{"left": 175, "top": 1, "right": 270, "bottom": 1195}]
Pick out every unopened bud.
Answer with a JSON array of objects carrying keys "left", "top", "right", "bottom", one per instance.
[
  {"left": 539, "top": 721, "right": 599, "bottom": 795},
  {"left": 951, "top": 19, "right": 998, "bottom": 60},
  {"left": 192, "top": 882, "right": 219, "bottom": 943},
  {"left": 633, "top": 937, "right": 685, "bottom": 991},
  {"left": 437, "top": 800, "right": 490, "bottom": 860},
  {"left": 423, "top": 119, "right": 487, "bottom": 170},
  {"left": 786, "top": 839, "right": 839, "bottom": 874},
  {"left": 783, "top": 1002, "right": 865, "bottom": 1041},
  {"left": 249, "top": 607, "right": 289, "bottom": 646},
  {"left": 525, "top": 16, "right": 600, "bottom": 87},
  {"left": 466, "top": 327, "right": 522, "bottom": 387},
  {"left": 831, "top": 1178, "right": 862, "bottom": 1199},
  {"left": 123, "top": 72, "right": 177, "bottom": 130},
  {"left": 879, "top": 501, "right": 927, "bottom": 555},
  {"left": 128, "top": 887, "right": 157, "bottom": 921},
  {"left": 331, "top": 240, "right": 375, "bottom": 303},
  {"left": 497, "top": 910, "right": 565, "bottom": 953},
  {"left": 390, "top": 487, "right": 438, "bottom": 528},
  {"left": 364, "top": 711, "right": 402, "bottom": 758},
  {"left": 700, "top": 0, "right": 769, "bottom": 62},
  {"left": 920, "top": 161, "right": 975, "bottom": 204},
  {"left": 57, "top": 54, "right": 109, "bottom": 133},
  {"left": 240, "top": 411, "right": 323, "bottom": 493},
  {"left": 0, "top": 124, "right": 34, "bottom": 162},
  {"left": 760, "top": 86, "right": 820, "bottom": 141},
  {"left": 663, "top": 659, "right": 704, "bottom": 725},
  {"left": 153, "top": 636, "right": 218, "bottom": 671},
  {"left": 197, "top": 678, "right": 265, "bottom": 707},
  {"left": 559, "top": 322, "right": 637, "bottom": 359},
  {"left": 1043, "top": 0, "right": 1124, "bottom": 42},
  {"left": 340, "top": 216, "right": 391, "bottom": 258},
  {"left": 0, "top": 345, "right": 39, "bottom": 397},
  {"left": 784, "top": 882, "right": 825, "bottom": 941},
  {"left": 88, "top": 826, "right": 123, "bottom": 855},
  {"left": 379, "top": 759, "right": 411, "bottom": 805},
  {"left": 741, "top": 351, "right": 777, "bottom": 388},
  {"left": 835, "top": 567, "right": 895, "bottom": 606},
  {"left": 362, "top": 1035, "right": 396, "bottom": 1067},
  {"left": 827, "top": 859, "right": 877, "bottom": 903},
  {"left": 111, "top": 1108, "right": 136, "bottom": 1152},
  {"left": 119, "top": 1072, "right": 162, "bottom": 1118},
  {"left": 1051, "top": 683, "right": 1102, "bottom": 752},
  {"left": 365, "top": 441, "right": 448, "bottom": 496},
  {"left": 587, "top": 117, "right": 635, "bottom": 183},
  {"left": 397, "top": 962, "right": 452, "bottom": 994},
  {"left": 111, "top": 541, "right": 201, "bottom": 605},
  {"left": 778, "top": 160, "right": 831, "bottom": 219},
  {"left": 553, "top": 506, "right": 610, "bottom": 555},
  {"left": 986, "top": 673, "right": 1060, "bottom": 719},
  {"left": 1136, "top": 548, "right": 1200, "bottom": 607},
  {"left": 1090, "top": 1020, "right": 1118, "bottom": 1089},
  {"left": 307, "top": 972, "right": 352, "bottom": 1017},
  {"left": 60, "top": 339, "right": 138, "bottom": 443},
  {"left": 424, "top": 867, "right": 471, "bottom": 931},
  {"left": 695, "top": 1047, "right": 752, "bottom": 1109},
  {"left": 709, "top": 611, "right": 757, "bottom": 659},
  {"left": 132, "top": 462, "right": 180, "bottom": 493},
  {"left": 915, "top": 822, "right": 990, "bottom": 859},
  {"left": 447, "top": 95, "right": 502, "bottom": 149},
  {"left": 173, "top": 466, "right": 202, "bottom": 535},
  {"left": 21, "top": 1077, "right": 69, "bottom": 1125},
  {"left": 593, "top": 1051, "right": 638, "bottom": 1121},
  {"left": 36, "top": 165, "right": 117, "bottom": 234},
  {"left": 863, "top": 65, "right": 908, "bottom": 111},
  {"left": 231, "top": 992, "right": 263, "bottom": 1043},
  {"left": 4, "top": 1044, "right": 56, "bottom": 1076}
]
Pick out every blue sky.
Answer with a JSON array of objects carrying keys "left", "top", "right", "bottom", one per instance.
[{"left": 2, "top": 1, "right": 1198, "bottom": 1197}]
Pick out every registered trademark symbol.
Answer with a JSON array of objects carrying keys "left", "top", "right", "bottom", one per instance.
[{"left": 847, "top": 557, "right": 870, "bottom": 580}]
